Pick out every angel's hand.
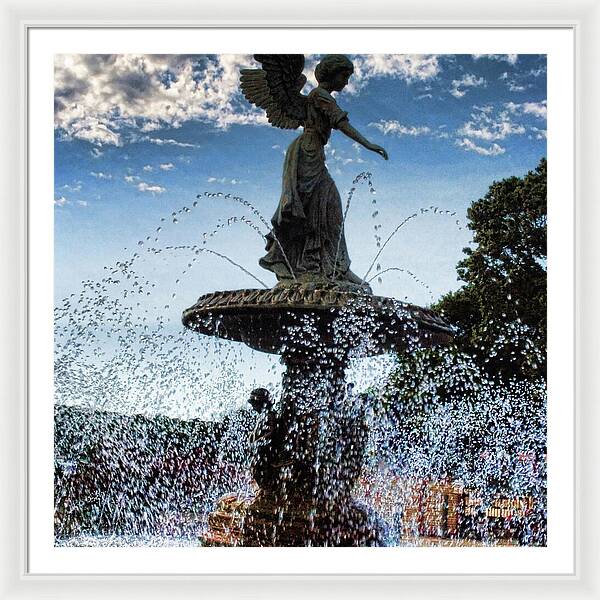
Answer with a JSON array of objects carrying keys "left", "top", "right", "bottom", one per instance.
[{"left": 368, "top": 144, "right": 389, "bottom": 160}]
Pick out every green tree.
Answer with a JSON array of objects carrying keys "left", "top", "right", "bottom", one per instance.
[
  {"left": 435, "top": 157, "right": 547, "bottom": 381},
  {"left": 376, "top": 160, "right": 548, "bottom": 533}
]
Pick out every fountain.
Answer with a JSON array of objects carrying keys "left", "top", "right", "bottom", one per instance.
[
  {"left": 183, "top": 285, "right": 453, "bottom": 546},
  {"left": 181, "top": 54, "right": 454, "bottom": 546}
]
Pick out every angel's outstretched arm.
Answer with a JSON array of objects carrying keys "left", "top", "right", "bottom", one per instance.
[{"left": 338, "top": 120, "right": 389, "bottom": 160}]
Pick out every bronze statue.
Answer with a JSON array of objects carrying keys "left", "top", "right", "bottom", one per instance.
[
  {"left": 239, "top": 54, "right": 388, "bottom": 291},
  {"left": 247, "top": 388, "right": 287, "bottom": 493}
]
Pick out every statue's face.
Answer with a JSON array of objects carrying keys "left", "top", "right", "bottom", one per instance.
[{"left": 331, "top": 69, "right": 352, "bottom": 92}]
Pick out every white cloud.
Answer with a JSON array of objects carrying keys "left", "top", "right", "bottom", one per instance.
[
  {"left": 140, "top": 121, "right": 163, "bottom": 132},
  {"left": 508, "top": 81, "right": 527, "bottom": 92},
  {"left": 456, "top": 138, "right": 506, "bottom": 156},
  {"left": 325, "top": 147, "right": 351, "bottom": 166},
  {"left": 530, "top": 126, "right": 547, "bottom": 139},
  {"left": 522, "top": 101, "right": 548, "bottom": 118},
  {"left": 449, "top": 73, "right": 486, "bottom": 99},
  {"left": 76, "top": 200, "right": 88, "bottom": 207},
  {"left": 159, "top": 162, "right": 175, "bottom": 170},
  {"left": 61, "top": 182, "right": 82, "bottom": 192},
  {"left": 90, "top": 171, "right": 111, "bottom": 179},
  {"left": 344, "top": 54, "right": 440, "bottom": 94},
  {"left": 528, "top": 66, "right": 547, "bottom": 77},
  {"left": 90, "top": 147, "right": 104, "bottom": 158},
  {"left": 450, "top": 81, "right": 478, "bottom": 99},
  {"left": 473, "top": 54, "right": 518, "bottom": 65},
  {"left": 457, "top": 105, "right": 525, "bottom": 141},
  {"left": 141, "top": 136, "right": 199, "bottom": 148},
  {"left": 324, "top": 144, "right": 366, "bottom": 167},
  {"left": 124, "top": 175, "right": 140, "bottom": 183},
  {"left": 500, "top": 71, "right": 532, "bottom": 92},
  {"left": 350, "top": 141, "right": 366, "bottom": 161},
  {"left": 369, "top": 120, "right": 431, "bottom": 137},
  {"left": 54, "top": 54, "right": 268, "bottom": 146},
  {"left": 54, "top": 196, "right": 68, "bottom": 206},
  {"left": 55, "top": 54, "right": 444, "bottom": 143},
  {"left": 504, "top": 100, "right": 547, "bottom": 119},
  {"left": 207, "top": 176, "right": 243, "bottom": 185},
  {"left": 137, "top": 182, "right": 166, "bottom": 194},
  {"left": 61, "top": 117, "right": 121, "bottom": 146},
  {"left": 143, "top": 165, "right": 153, "bottom": 172}
]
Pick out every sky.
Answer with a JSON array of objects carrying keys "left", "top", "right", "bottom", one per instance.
[{"left": 53, "top": 53, "right": 547, "bottom": 417}]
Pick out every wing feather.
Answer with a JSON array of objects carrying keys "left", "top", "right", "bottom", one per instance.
[{"left": 239, "top": 55, "right": 307, "bottom": 130}]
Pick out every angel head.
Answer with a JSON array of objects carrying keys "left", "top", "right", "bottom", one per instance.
[
  {"left": 314, "top": 54, "right": 354, "bottom": 92},
  {"left": 239, "top": 54, "right": 356, "bottom": 130}
]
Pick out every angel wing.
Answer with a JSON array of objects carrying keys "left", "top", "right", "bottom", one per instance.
[{"left": 239, "top": 54, "right": 307, "bottom": 130}]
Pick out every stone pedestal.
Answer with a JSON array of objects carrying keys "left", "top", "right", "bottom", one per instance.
[
  {"left": 242, "top": 493, "right": 382, "bottom": 547},
  {"left": 241, "top": 349, "right": 382, "bottom": 546}
]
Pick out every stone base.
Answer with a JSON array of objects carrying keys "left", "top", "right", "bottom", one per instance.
[
  {"left": 200, "top": 493, "right": 249, "bottom": 547},
  {"left": 201, "top": 492, "right": 385, "bottom": 547},
  {"left": 243, "top": 497, "right": 384, "bottom": 547}
]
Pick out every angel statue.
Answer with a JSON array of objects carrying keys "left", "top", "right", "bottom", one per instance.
[{"left": 239, "top": 54, "right": 388, "bottom": 292}]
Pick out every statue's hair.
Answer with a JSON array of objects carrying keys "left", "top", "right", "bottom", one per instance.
[{"left": 314, "top": 54, "right": 354, "bottom": 84}]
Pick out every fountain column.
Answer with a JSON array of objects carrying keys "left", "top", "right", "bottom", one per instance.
[{"left": 241, "top": 346, "right": 383, "bottom": 546}]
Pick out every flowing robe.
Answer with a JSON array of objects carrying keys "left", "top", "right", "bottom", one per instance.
[{"left": 259, "top": 87, "right": 353, "bottom": 282}]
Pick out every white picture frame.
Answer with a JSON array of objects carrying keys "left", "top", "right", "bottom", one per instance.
[{"left": 1, "top": 0, "right": 598, "bottom": 597}]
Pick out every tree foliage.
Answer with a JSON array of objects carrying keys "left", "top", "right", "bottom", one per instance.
[
  {"left": 374, "top": 160, "right": 548, "bottom": 534},
  {"left": 435, "top": 157, "right": 547, "bottom": 381},
  {"left": 381, "top": 158, "right": 548, "bottom": 467}
]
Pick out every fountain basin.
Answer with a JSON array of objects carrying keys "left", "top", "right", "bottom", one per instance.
[{"left": 182, "top": 285, "right": 454, "bottom": 356}]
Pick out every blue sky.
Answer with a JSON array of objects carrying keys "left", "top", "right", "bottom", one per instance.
[{"left": 53, "top": 53, "right": 547, "bottom": 417}]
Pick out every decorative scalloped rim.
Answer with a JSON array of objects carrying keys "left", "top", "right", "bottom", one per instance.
[{"left": 182, "top": 288, "right": 454, "bottom": 336}]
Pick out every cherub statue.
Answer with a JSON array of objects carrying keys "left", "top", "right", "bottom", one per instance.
[{"left": 240, "top": 54, "right": 388, "bottom": 291}]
